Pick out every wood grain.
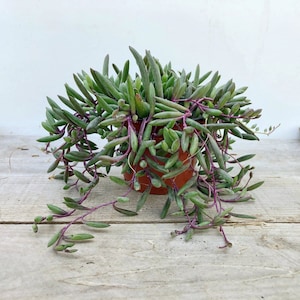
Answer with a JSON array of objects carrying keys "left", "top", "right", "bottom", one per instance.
[{"left": 0, "top": 136, "right": 299, "bottom": 299}]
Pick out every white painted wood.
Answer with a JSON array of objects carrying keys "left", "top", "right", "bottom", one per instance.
[
  {"left": 1, "top": 136, "right": 299, "bottom": 223},
  {"left": 0, "top": 136, "right": 299, "bottom": 299},
  {"left": 1, "top": 175, "right": 300, "bottom": 224},
  {"left": 0, "top": 224, "right": 299, "bottom": 300}
]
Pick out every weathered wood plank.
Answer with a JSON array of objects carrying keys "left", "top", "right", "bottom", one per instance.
[
  {"left": 1, "top": 136, "right": 300, "bottom": 224},
  {"left": 0, "top": 223, "right": 299, "bottom": 300},
  {"left": 1, "top": 136, "right": 299, "bottom": 176},
  {"left": 1, "top": 136, "right": 300, "bottom": 299},
  {"left": 1, "top": 174, "right": 300, "bottom": 224},
  {"left": 234, "top": 138, "right": 300, "bottom": 175}
]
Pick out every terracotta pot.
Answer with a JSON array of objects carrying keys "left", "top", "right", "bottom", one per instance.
[{"left": 123, "top": 122, "right": 195, "bottom": 195}]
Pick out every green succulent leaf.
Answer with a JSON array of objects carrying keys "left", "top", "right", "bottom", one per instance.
[
  {"left": 54, "top": 243, "right": 75, "bottom": 251},
  {"left": 73, "top": 170, "right": 91, "bottom": 183},
  {"left": 146, "top": 50, "right": 163, "bottom": 97},
  {"left": 47, "top": 204, "right": 67, "bottom": 215},
  {"left": 113, "top": 204, "right": 138, "bottom": 216},
  {"left": 129, "top": 46, "right": 150, "bottom": 103},
  {"left": 185, "top": 228, "right": 194, "bottom": 241},
  {"left": 37, "top": 132, "right": 64, "bottom": 143},
  {"left": 246, "top": 181, "right": 264, "bottom": 191},
  {"left": 136, "top": 186, "right": 151, "bottom": 212},
  {"left": 177, "top": 176, "right": 197, "bottom": 196},
  {"left": 109, "top": 176, "right": 128, "bottom": 186},
  {"left": 229, "top": 212, "right": 256, "bottom": 219},
  {"left": 160, "top": 197, "right": 171, "bottom": 219},
  {"left": 47, "top": 231, "right": 61, "bottom": 247},
  {"left": 84, "top": 221, "right": 110, "bottom": 228},
  {"left": 64, "top": 151, "right": 91, "bottom": 162},
  {"left": 63, "top": 201, "right": 89, "bottom": 210},
  {"left": 73, "top": 74, "right": 95, "bottom": 104},
  {"left": 208, "top": 134, "right": 226, "bottom": 170},
  {"left": 117, "top": 196, "right": 130, "bottom": 203},
  {"left": 64, "top": 233, "right": 95, "bottom": 241}
]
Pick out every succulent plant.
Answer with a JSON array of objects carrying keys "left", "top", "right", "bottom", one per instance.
[{"left": 33, "top": 46, "right": 276, "bottom": 253}]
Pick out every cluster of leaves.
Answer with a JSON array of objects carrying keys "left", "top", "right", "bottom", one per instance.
[{"left": 33, "top": 46, "right": 274, "bottom": 253}]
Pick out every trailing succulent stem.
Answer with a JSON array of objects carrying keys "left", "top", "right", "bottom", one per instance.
[{"left": 34, "top": 47, "right": 274, "bottom": 253}]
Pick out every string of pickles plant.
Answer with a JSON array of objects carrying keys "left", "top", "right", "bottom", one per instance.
[{"left": 33, "top": 46, "right": 276, "bottom": 253}]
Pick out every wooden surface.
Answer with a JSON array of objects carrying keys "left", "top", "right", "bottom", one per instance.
[{"left": 0, "top": 135, "right": 299, "bottom": 300}]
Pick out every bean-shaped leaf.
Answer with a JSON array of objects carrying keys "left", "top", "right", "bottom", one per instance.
[
  {"left": 189, "top": 132, "right": 199, "bottom": 155},
  {"left": 62, "top": 110, "right": 87, "bottom": 129},
  {"left": 47, "top": 231, "right": 61, "bottom": 247},
  {"left": 47, "top": 204, "right": 67, "bottom": 215},
  {"left": 146, "top": 50, "right": 163, "bottom": 97},
  {"left": 205, "top": 108, "right": 223, "bottom": 117},
  {"left": 206, "top": 123, "right": 237, "bottom": 130},
  {"left": 65, "top": 233, "right": 94, "bottom": 241},
  {"left": 99, "top": 118, "right": 123, "bottom": 127},
  {"left": 104, "top": 136, "right": 129, "bottom": 150},
  {"left": 189, "top": 82, "right": 211, "bottom": 100},
  {"left": 142, "top": 123, "right": 153, "bottom": 141},
  {"left": 186, "top": 118, "right": 210, "bottom": 134},
  {"left": 37, "top": 132, "right": 64, "bottom": 143},
  {"left": 153, "top": 111, "right": 184, "bottom": 119},
  {"left": 185, "top": 228, "right": 194, "bottom": 241},
  {"left": 64, "top": 151, "right": 91, "bottom": 162},
  {"left": 129, "top": 46, "right": 150, "bottom": 104},
  {"left": 155, "top": 96, "right": 189, "bottom": 112},
  {"left": 180, "top": 131, "right": 190, "bottom": 152},
  {"left": 216, "top": 168, "right": 233, "bottom": 185},
  {"left": 136, "top": 186, "right": 151, "bottom": 212},
  {"left": 73, "top": 170, "right": 91, "bottom": 183},
  {"left": 242, "top": 133, "right": 259, "bottom": 141},
  {"left": 198, "top": 70, "right": 213, "bottom": 85},
  {"left": 189, "top": 196, "right": 208, "bottom": 209},
  {"left": 236, "top": 154, "right": 256, "bottom": 162},
  {"left": 149, "top": 118, "right": 179, "bottom": 127},
  {"left": 127, "top": 75, "right": 136, "bottom": 115},
  {"left": 177, "top": 176, "right": 197, "bottom": 196},
  {"left": 47, "top": 158, "right": 60, "bottom": 173},
  {"left": 93, "top": 71, "right": 122, "bottom": 100},
  {"left": 151, "top": 178, "right": 162, "bottom": 188},
  {"left": 162, "top": 163, "right": 190, "bottom": 179},
  {"left": 196, "top": 150, "right": 209, "bottom": 173},
  {"left": 54, "top": 243, "right": 75, "bottom": 251},
  {"left": 64, "top": 202, "right": 89, "bottom": 210},
  {"left": 229, "top": 212, "right": 256, "bottom": 219},
  {"left": 65, "top": 83, "right": 85, "bottom": 103},
  {"left": 95, "top": 94, "right": 114, "bottom": 114},
  {"left": 132, "top": 140, "right": 155, "bottom": 165},
  {"left": 165, "top": 152, "right": 179, "bottom": 169},
  {"left": 130, "top": 127, "right": 138, "bottom": 152},
  {"left": 246, "top": 181, "right": 264, "bottom": 191},
  {"left": 84, "top": 221, "right": 110, "bottom": 228},
  {"left": 68, "top": 96, "right": 86, "bottom": 116},
  {"left": 73, "top": 74, "right": 95, "bottom": 104},
  {"left": 171, "top": 138, "right": 180, "bottom": 153},
  {"left": 109, "top": 176, "right": 128, "bottom": 186},
  {"left": 160, "top": 197, "right": 171, "bottom": 219},
  {"left": 41, "top": 121, "right": 56, "bottom": 134},
  {"left": 113, "top": 204, "right": 138, "bottom": 216},
  {"left": 208, "top": 134, "right": 225, "bottom": 170},
  {"left": 86, "top": 116, "right": 101, "bottom": 133},
  {"left": 145, "top": 156, "right": 168, "bottom": 174},
  {"left": 117, "top": 196, "right": 130, "bottom": 203}
]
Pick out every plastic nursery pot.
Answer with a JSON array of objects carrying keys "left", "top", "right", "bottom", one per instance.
[
  {"left": 123, "top": 149, "right": 195, "bottom": 195},
  {"left": 123, "top": 122, "right": 195, "bottom": 195}
]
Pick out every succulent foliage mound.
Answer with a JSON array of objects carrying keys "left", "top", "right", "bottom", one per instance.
[{"left": 33, "top": 47, "right": 274, "bottom": 253}]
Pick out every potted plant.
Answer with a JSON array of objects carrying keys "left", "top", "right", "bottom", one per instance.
[{"left": 33, "top": 46, "right": 276, "bottom": 253}]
